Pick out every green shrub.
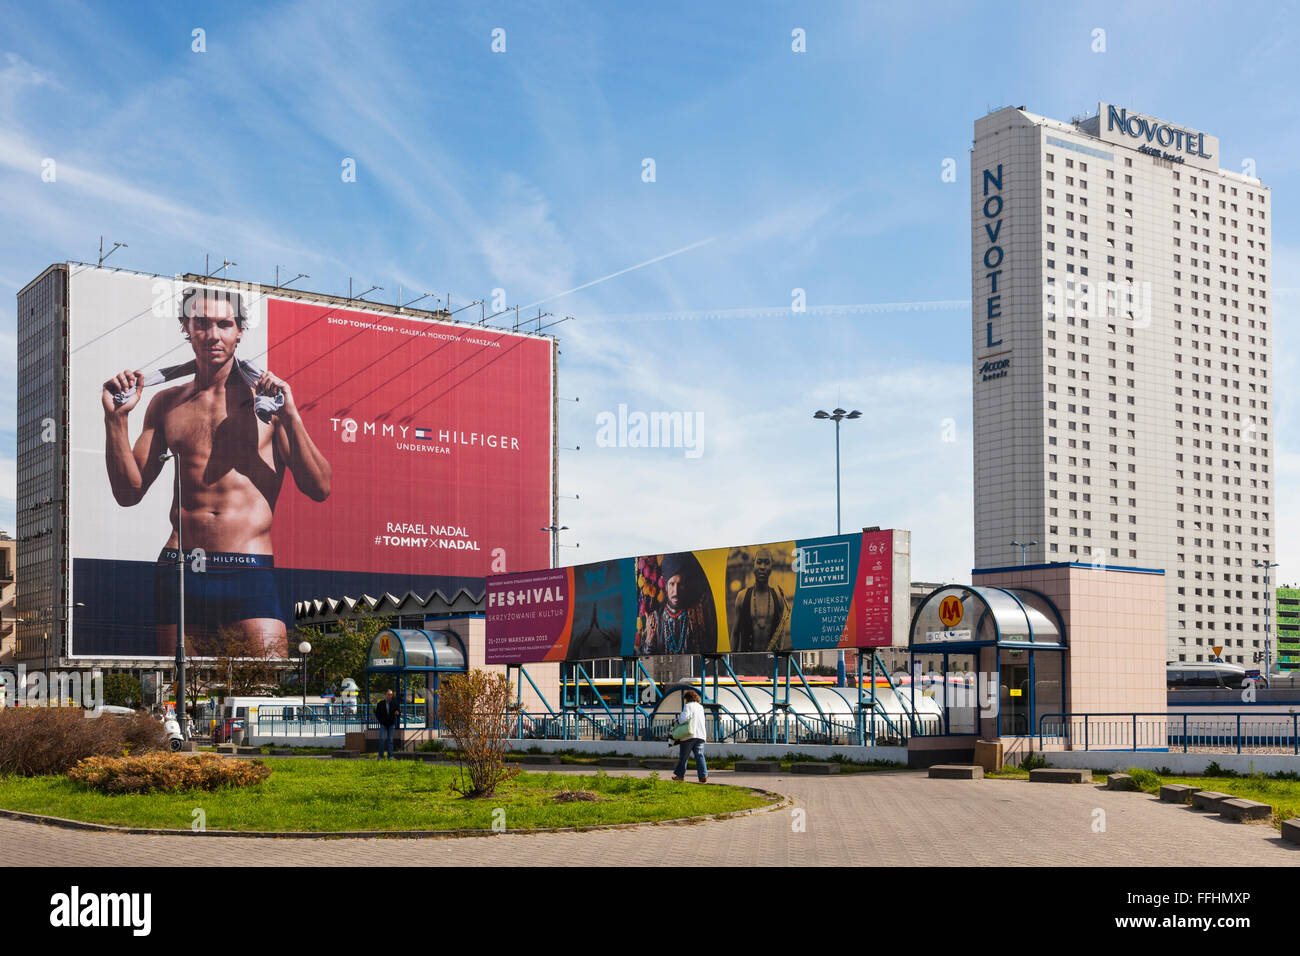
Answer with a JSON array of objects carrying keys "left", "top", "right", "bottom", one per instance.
[
  {"left": 67, "top": 752, "right": 272, "bottom": 794},
  {"left": 0, "top": 708, "right": 167, "bottom": 777},
  {"left": 1020, "top": 753, "right": 1048, "bottom": 771},
  {"left": 1125, "top": 766, "right": 1162, "bottom": 791},
  {"left": 1204, "top": 761, "right": 1239, "bottom": 778}
]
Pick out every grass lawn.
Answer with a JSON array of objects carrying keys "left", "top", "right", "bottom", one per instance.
[
  {"left": 986, "top": 762, "right": 1300, "bottom": 827},
  {"left": 1121, "top": 769, "right": 1300, "bottom": 825},
  {"left": 0, "top": 759, "right": 777, "bottom": 833}
]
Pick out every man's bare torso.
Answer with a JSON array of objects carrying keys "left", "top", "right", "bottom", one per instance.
[{"left": 154, "top": 378, "right": 284, "bottom": 554}]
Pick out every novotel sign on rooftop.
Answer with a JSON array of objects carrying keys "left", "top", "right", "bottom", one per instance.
[{"left": 1088, "top": 102, "right": 1220, "bottom": 171}]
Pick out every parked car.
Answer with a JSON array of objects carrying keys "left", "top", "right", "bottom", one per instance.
[{"left": 87, "top": 705, "right": 184, "bottom": 751}]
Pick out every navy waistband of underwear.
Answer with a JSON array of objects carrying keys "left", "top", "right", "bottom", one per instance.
[{"left": 156, "top": 549, "right": 275, "bottom": 569}]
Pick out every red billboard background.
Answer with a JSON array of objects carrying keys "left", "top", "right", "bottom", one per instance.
[{"left": 267, "top": 299, "right": 552, "bottom": 577}]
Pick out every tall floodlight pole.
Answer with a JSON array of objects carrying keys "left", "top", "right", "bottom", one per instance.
[
  {"left": 1010, "top": 540, "right": 1037, "bottom": 566},
  {"left": 813, "top": 408, "right": 861, "bottom": 687},
  {"left": 160, "top": 451, "right": 186, "bottom": 738},
  {"left": 1256, "top": 560, "right": 1280, "bottom": 680}
]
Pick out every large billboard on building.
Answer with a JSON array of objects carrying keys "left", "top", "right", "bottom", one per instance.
[
  {"left": 484, "top": 530, "right": 909, "bottom": 664},
  {"left": 67, "top": 267, "right": 554, "bottom": 658}
]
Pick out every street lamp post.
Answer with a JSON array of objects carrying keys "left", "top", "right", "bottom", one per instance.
[
  {"left": 39, "top": 602, "right": 85, "bottom": 702},
  {"left": 813, "top": 408, "right": 861, "bottom": 687},
  {"left": 541, "top": 525, "right": 569, "bottom": 570},
  {"left": 159, "top": 451, "right": 187, "bottom": 738},
  {"left": 1255, "top": 560, "right": 1280, "bottom": 679},
  {"left": 298, "top": 641, "right": 312, "bottom": 719},
  {"left": 1010, "top": 540, "right": 1038, "bottom": 566}
]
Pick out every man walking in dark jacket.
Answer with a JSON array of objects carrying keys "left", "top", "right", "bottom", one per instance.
[{"left": 375, "top": 689, "right": 400, "bottom": 759}]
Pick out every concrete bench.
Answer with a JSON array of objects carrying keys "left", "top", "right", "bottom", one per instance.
[
  {"left": 1159, "top": 784, "right": 1198, "bottom": 804},
  {"left": 522, "top": 754, "right": 561, "bottom": 765},
  {"left": 393, "top": 752, "right": 420, "bottom": 761},
  {"left": 928, "top": 764, "right": 984, "bottom": 780},
  {"left": 792, "top": 763, "right": 840, "bottom": 775},
  {"left": 1219, "top": 798, "right": 1271, "bottom": 823},
  {"left": 330, "top": 750, "right": 361, "bottom": 759},
  {"left": 597, "top": 757, "right": 638, "bottom": 768},
  {"left": 216, "top": 743, "right": 238, "bottom": 754},
  {"left": 235, "top": 746, "right": 263, "bottom": 756},
  {"left": 1191, "top": 790, "right": 1233, "bottom": 811},
  {"left": 640, "top": 759, "right": 679, "bottom": 770},
  {"left": 734, "top": 761, "right": 782, "bottom": 773},
  {"left": 269, "top": 749, "right": 295, "bottom": 756},
  {"left": 1281, "top": 819, "right": 1300, "bottom": 844},
  {"left": 1029, "top": 768, "right": 1091, "bottom": 784},
  {"left": 1106, "top": 773, "right": 1138, "bottom": 791}
]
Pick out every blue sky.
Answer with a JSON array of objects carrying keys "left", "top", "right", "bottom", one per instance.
[{"left": 1, "top": 0, "right": 1298, "bottom": 583}]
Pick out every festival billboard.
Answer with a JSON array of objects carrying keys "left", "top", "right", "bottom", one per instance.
[
  {"left": 67, "top": 267, "right": 554, "bottom": 658},
  {"left": 484, "top": 530, "right": 906, "bottom": 664}
]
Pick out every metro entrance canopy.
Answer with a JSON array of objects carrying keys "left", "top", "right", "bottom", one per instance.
[
  {"left": 364, "top": 628, "right": 468, "bottom": 729},
  {"left": 909, "top": 585, "right": 1067, "bottom": 738}
]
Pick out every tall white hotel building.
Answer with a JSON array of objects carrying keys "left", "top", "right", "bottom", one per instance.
[{"left": 971, "top": 103, "right": 1274, "bottom": 666}]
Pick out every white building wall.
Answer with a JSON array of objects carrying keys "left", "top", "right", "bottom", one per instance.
[{"left": 972, "top": 105, "right": 1274, "bottom": 666}]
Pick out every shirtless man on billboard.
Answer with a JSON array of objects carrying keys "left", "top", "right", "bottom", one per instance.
[{"left": 101, "top": 287, "right": 332, "bottom": 657}]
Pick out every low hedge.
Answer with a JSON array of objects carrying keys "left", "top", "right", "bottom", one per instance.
[
  {"left": 0, "top": 708, "right": 168, "bottom": 776},
  {"left": 67, "top": 752, "right": 272, "bottom": 794}
]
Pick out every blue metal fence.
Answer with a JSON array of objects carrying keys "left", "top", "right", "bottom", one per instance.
[
  {"left": 508, "top": 709, "right": 942, "bottom": 745},
  {"left": 1039, "top": 712, "right": 1300, "bottom": 754},
  {"left": 249, "top": 702, "right": 942, "bottom": 746},
  {"left": 252, "top": 703, "right": 426, "bottom": 738}
]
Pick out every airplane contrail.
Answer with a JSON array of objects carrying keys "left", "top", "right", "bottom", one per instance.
[
  {"left": 585, "top": 298, "right": 972, "bottom": 323},
  {"left": 519, "top": 236, "right": 718, "bottom": 311}
]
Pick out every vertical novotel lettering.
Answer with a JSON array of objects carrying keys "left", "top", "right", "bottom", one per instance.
[{"left": 982, "top": 164, "right": 1004, "bottom": 349}]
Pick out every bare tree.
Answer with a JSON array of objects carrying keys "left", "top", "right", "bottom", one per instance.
[{"left": 439, "top": 669, "right": 520, "bottom": 798}]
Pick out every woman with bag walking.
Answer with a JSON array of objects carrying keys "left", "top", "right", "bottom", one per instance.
[{"left": 670, "top": 689, "right": 708, "bottom": 783}]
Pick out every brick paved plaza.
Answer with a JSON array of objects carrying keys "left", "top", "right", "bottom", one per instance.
[{"left": 1, "top": 767, "right": 1296, "bottom": 867}]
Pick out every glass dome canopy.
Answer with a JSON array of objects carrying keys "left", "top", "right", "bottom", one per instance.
[
  {"left": 910, "top": 586, "right": 1065, "bottom": 648},
  {"left": 366, "top": 628, "right": 468, "bottom": 673}
]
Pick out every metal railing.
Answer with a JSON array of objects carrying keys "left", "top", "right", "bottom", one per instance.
[
  {"left": 508, "top": 709, "right": 944, "bottom": 746},
  {"left": 1039, "top": 712, "right": 1300, "bottom": 754},
  {"left": 246, "top": 702, "right": 942, "bottom": 747},
  {"left": 252, "top": 703, "right": 426, "bottom": 738}
]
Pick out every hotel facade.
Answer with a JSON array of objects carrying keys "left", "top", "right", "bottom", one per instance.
[{"left": 971, "top": 103, "right": 1274, "bottom": 667}]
